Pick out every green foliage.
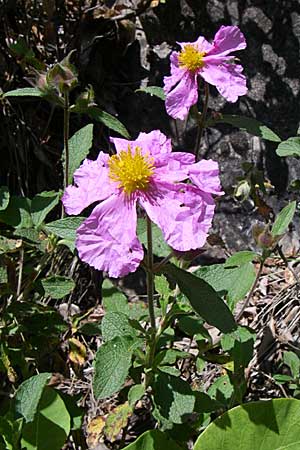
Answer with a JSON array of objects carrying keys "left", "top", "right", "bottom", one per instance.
[
  {"left": 64, "top": 124, "right": 93, "bottom": 184},
  {"left": 123, "top": 429, "right": 183, "bottom": 450},
  {"left": 224, "top": 251, "right": 258, "bottom": 267},
  {"left": 194, "top": 399, "right": 300, "bottom": 450},
  {"left": 0, "top": 186, "right": 9, "bottom": 211},
  {"left": 41, "top": 275, "right": 75, "bottom": 299},
  {"left": 195, "top": 262, "right": 256, "bottom": 309},
  {"left": 15, "top": 373, "right": 52, "bottom": 422},
  {"left": 101, "top": 311, "right": 137, "bottom": 341},
  {"left": 276, "top": 136, "right": 300, "bottom": 157},
  {"left": 271, "top": 201, "right": 296, "bottom": 236},
  {"left": 164, "top": 264, "right": 236, "bottom": 333},
  {"left": 137, "top": 218, "right": 171, "bottom": 257},
  {"left": 4, "top": 87, "right": 45, "bottom": 97},
  {"left": 44, "top": 216, "right": 84, "bottom": 250},
  {"left": 210, "top": 114, "right": 281, "bottom": 142},
  {"left": 93, "top": 336, "right": 134, "bottom": 399},
  {"left": 21, "top": 387, "right": 70, "bottom": 450},
  {"left": 135, "top": 86, "right": 166, "bottom": 100},
  {"left": 85, "top": 106, "right": 130, "bottom": 138},
  {"left": 31, "top": 191, "right": 60, "bottom": 227},
  {"left": 128, "top": 384, "right": 145, "bottom": 407}
]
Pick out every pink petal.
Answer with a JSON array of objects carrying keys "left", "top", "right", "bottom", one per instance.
[
  {"left": 165, "top": 71, "right": 198, "bottom": 120},
  {"left": 76, "top": 195, "right": 143, "bottom": 278},
  {"left": 163, "top": 52, "right": 183, "bottom": 94},
  {"left": 111, "top": 130, "right": 171, "bottom": 157},
  {"left": 209, "top": 26, "right": 246, "bottom": 56},
  {"left": 141, "top": 182, "right": 215, "bottom": 251},
  {"left": 62, "top": 152, "right": 115, "bottom": 215},
  {"left": 201, "top": 62, "right": 247, "bottom": 102},
  {"left": 154, "top": 152, "right": 195, "bottom": 182},
  {"left": 180, "top": 36, "right": 213, "bottom": 53},
  {"left": 188, "top": 159, "right": 224, "bottom": 195}
]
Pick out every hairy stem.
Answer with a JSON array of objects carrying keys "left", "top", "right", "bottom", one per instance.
[
  {"left": 194, "top": 82, "right": 210, "bottom": 161},
  {"left": 146, "top": 216, "right": 156, "bottom": 331},
  {"left": 62, "top": 90, "right": 70, "bottom": 218}
]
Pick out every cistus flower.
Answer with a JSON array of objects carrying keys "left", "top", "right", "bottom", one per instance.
[
  {"left": 62, "top": 130, "right": 223, "bottom": 278},
  {"left": 164, "top": 26, "right": 247, "bottom": 120}
]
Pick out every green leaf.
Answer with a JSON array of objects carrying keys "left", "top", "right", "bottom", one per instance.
[
  {"left": 0, "top": 266, "right": 7, "bottom": 283},
  {"left": 4, "top": 87, "right": 44, "bottom": 97},
  {"left": 158, "top": 366, "right": 181, "bottom": 376},
  {"left": 123, "top": 429, "right": 183, "bottom": 450},
  {"left": 128, "top": 384, "right": 145, "bottom": 407},
  {"left": 271, "top": 201, "right": 296, "bottom": 236},
  {"left": 64, "top": 124, "right": 93, "bottom": 184},
  {"left": 283, "top": 351, "right": 300, "bottom": 379},
  {"left": 15, "top": 372, "right": 52, "bottom": 423},
  {"left": 44, "top": 216, "right": 84, "bottom": 241},
  {"left": 224, "top": 251, "right": 258, "bottom": 267},
  {"left": 221, "top": 326, "right": 256, "bottom": 368},
  {"left": 194, "top": 399, "right": 300, "bottom": 450},
  {"left": 0, "top": 236, "right": 22, "bottom": 254},
  {"left": 21, "top": 387, "right": 70, "bottom": 450},
  {"left": 104, "top": 402, "right": 132, "bottom": 442},
  {"left": 164, "top": 264, "right": 236, "bottom": 333},
  {"left": 211, "top": 114, "right": 281, "bottom": 142},
  {"left": 0, "top": 416, "right": 22, "bottom": 450},
  {"left": 101, "top": 311, "right": 137, "bottom": 341},
  {"left": 0, "top": 186, "right": 9, "bottom": 211},
  {"left": 31, "top": 191, "right": 60, "bottom": 227},
  {"left": 195, "top": 263, "right": 256, "bottom": 308},
  {"left": 207, "top": 375, "right": 234, "bottom": 407},
  {"left": 135, "top": 86, "right": 166, "bottom": 100},
  {"left": 41, "top": 275, "right": 75, "bottom": 299},
  {"left": 137, "top": 218, "right": 170, "bottom": 257},
  {"left": 0, "top": 196, "right": 32, "bottom": 228},
  {"left": 276, "top": 137, "right": 300, "bottom": 157},
  {"left": 86, "top": 106, "right": 130, "bottom": 138},
  {"left": 93, "top": 336, "right": 133, "bottom": 399},
  {"left": 153, "top": 373, "right": 195, "bottom": 424}
]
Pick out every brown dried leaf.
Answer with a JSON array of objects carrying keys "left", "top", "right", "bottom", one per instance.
[
  {"left": 68, "top": 337, "right": 86, "bottom": 366},
  {"left": 87, "top": 416, "right": 106, "bottom": 449}
]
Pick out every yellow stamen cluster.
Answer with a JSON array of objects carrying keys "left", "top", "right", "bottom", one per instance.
[
  {"left": 108, "top": 146, "right": 155, "bottom": 195},
  {"left": 178, "top": 45, "right": 206, "bottom": 72}
]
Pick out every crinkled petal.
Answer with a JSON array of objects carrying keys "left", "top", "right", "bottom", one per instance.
[
  {"left": 201, "top": 62, "right": 247, "bottom": 102},
  {"left": 141, "top": 182, "right": 215, "bottom": 251},
  {"left": 76, "top": 195, "right": 143, "bottom": 278},
  {"left": 163, "top": 52, "right": 184, "bottom": 94},
  {"left": 62, "top": 152, "right": 114, "bottom": 215},
  {"left": 111, "top": 130, "right": 171, "bottom": 157},
  {"left": 188, "top": 159, "right": 224, "bottom": 195},
  {"left": 165, "top": 71, "right": 198, "bottom": 120},
  {"left": 154, "top": 152, "right": 195, "bottom": 182},
  {"left": 209, "top": 25, "right": 246, "bottom": 56}
]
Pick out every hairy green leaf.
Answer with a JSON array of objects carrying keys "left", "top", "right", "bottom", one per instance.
[
  {"left": 4, "top": 87, "right": 44, "bottom": 97},
  {"left": 93, "top": 336, "right": 133, "bottom": 399},
  {"left": 123, "top": 429, "right": 183, "bottom": 450},
  {"left": 41, "top": 275, "right": 75, "bottom": 299},
  {"left": 87, "top": 106, "right": 130, "bottom": 138},
  {"left": 31, "top": 191, "right": 60, "bottom": 227},
  {"left": 276, "top": 136, "right": 300, "bottom": 157},
  {"left": 15, "top": 373, "right": 52, "bottom": 423},
  {"left": 64, "top": 124, "right": 93, "bottom": 184},
  {"left": 135, "top": 86, "right": 166, "bottom": 100},
  {"left": 0, "top": 186, "right": 9, "bottom": 211}
]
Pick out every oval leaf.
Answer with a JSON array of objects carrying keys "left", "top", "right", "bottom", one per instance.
[
  {"left": 21, "top": 387, "right": 70, "bottom": 450},
  {"left": 15, "top": 373, "right": 52, "bottom": 423},
  {"left": 194, "top": 398, "right": 300, "bottom": 450},
  {"left": 276, "top": 137, "right": 300, "bottom": 157},
  {"left": 41, "top": 275, "right": 75, "bottom": 299},
  {"left": 64, "top": 124, "right": 93, "bottom": 184},
  {"left": 135, "top": 86, "right": 166, "bottom": 100},
  {"left": 86, "top": 106, "right": 130, "bottom": 138},
  {"left": 0, "top": 186, "right": 9, "bottom": 211},
  {"left": 4, "top": 87, "right": 44, "bottom": 98},
  {"left": 164, "top": 264, "right": 236, "bottom": 333},
  {"left": 272, "top": 201, "right": 296, "bottom": 236},
  {"left": 224, "top": 251, "right": 258, "bottom": 267},
  {"left": 93, "top": 336, "right": 133, "bottom": 399}
]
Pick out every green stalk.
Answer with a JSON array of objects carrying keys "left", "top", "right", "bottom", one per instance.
[
  {"left": 146, "top": 216, "right": 156, "bottom": 331},
  {"left": 63, "top": 89, "right": 70, "bottom": 191},
  {"left": 194, "top": 82, "right": 210, "bottom": 162}
]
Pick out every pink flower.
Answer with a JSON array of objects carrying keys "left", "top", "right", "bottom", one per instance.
[
  {"left": 164, "top": 26, "right": 247, "bottom": 120},
  {"left": 62, "top": 130, "right": 223, "bottom": 278}
]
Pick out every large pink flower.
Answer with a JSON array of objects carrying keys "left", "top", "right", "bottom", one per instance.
[
  {"left": 164, "top": 26, "right": 247, "bottom": 120},
  {"left": 62, "top": 130, "right": 223, "bottom": 278}
]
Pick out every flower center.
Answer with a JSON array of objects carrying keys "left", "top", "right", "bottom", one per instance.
[
  {"left": 178, "top": 45, "right": 206, "bottom": 72},
  {"left": 108, "top": 146, "right": 155, "bottom": 195}
]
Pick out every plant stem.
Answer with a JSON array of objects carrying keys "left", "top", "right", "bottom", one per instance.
[
  {"left": 63, "top": 89, "right": 70, "bottom": 191},
  {"left": 146, "top": 216, "right": 156, "bottom": 331},
  {"left": 194, "top": 82, "right": 209, "bottom": 162},
  {"left": 236, "top": 257, "right": 265, "bottom": 322},
  {"left": 276, "top": 244, "right": 300, "bottom": 284}
]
